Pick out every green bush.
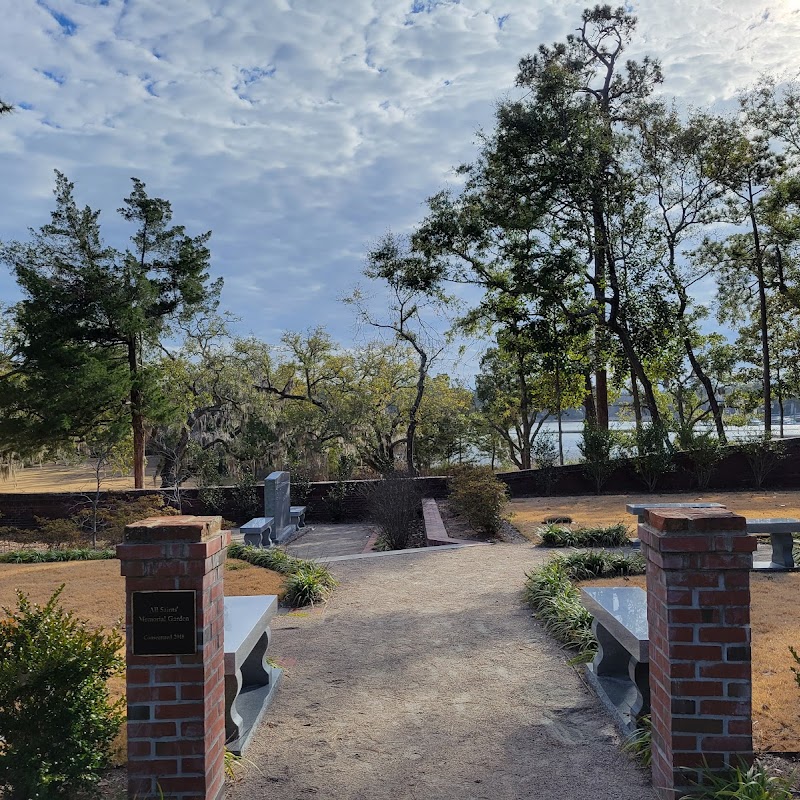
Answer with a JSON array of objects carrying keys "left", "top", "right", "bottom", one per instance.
[
  {"left": 0, "top": 587, "right": 124, "bottom": 799},
  {"left": 325, "top": 453, "right": 357, "bottom": 521},
  {"left": 531, "top": 432, "right": 559, "bottom": 495},
  {"left": 738, "top": 435, "right": 788, "bottom": 490},
  {"left": 678, "top": 760, "right": 793, "bottom": 800},
  {"left": 0, "top": 547, "right": 116, "bottom": 564},
  {"left": 578, "top": 423, "right": 619, "bottom": 494},
  {"left": 362, "top": 473, "right": 421, "bottom": 550},
  {"left": 448, "top": 465, "right": 508, "bottom": 537},
  {"left": 537, "top": 522, "right": 632, "bottom": 548},
  {"left": 682, "top": 430, "right": 724, "bottom": 490},
  {"left": 628, "top": 421, "right": 674, "bottom": 492}
]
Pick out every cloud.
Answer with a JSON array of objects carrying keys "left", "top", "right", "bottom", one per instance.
[{"left": 0, "top": 0, "right": 799, "bottom": 376}]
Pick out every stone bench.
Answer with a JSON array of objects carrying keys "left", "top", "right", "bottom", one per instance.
[
  {"left": 290, "top": 505, "right": 306, "bottom": 529},
  {"left": 580, "top": 586, "right": 649, "bottom": 733},
  {"left": 240, "top": 516, "right": 274, "bottom": 548},
  {"left": 746, "top": 518, "right": 798, "bottom": 571},
  {"left": 223, "top": 595, "right": 282, "bottom": 755}
]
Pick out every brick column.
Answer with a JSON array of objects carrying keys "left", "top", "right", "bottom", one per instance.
[
  {"left": 639, "top": 508, "right": 757, "bottom": 800},
  {"left": 118, "top": 516, "right": 229, "bottom": 800}
]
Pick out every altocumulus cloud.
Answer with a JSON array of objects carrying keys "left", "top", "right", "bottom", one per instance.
[{"left": 0, "top": 0, "right": 799, "bottom": 365}]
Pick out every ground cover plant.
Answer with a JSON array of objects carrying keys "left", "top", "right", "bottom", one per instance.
[
  {"left": 678, "top": 760, "right": 793, "bottom": 800},
  {"left": 537, "top": 522, "right": 632, "bottom": 548},
  {"left": 0, "top": 587, "right": 124, "bottom": 799},
  {"left": 523, "top": 551, "right": 646, "bottom": 658},
  {"left": 228, "top": 543, "right": 336, "bottom": 606},
  {"left": 0, "top": 546, "right": 116, "bottom": 563}
]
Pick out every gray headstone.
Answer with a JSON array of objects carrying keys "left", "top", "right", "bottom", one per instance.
[{"left": 264, "top": 471, "right": 294, "bottom": 544}]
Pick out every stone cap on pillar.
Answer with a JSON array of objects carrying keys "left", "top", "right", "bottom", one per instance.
[
  {"left": 643, "top": 508, "right": 747, "bottom": 533},
  {"left": 123, "top": 515, "right": 223, "bottom": 543}
]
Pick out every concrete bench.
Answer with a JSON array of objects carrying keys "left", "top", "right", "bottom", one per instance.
[
  {"left": 223, "top": 595, "right": 282, "bottom": 755},
  {"left": 290, "top": 505, "right": 306, "bottom": 529},
  {"left": 240, "top": 516, "right": 274, "bottom": 548},
  {"left": 580, "top": 586, "right": 649, "bottom": 733},
  {"left": 746, "top": 518, "right": 798, "bottom": 571}
]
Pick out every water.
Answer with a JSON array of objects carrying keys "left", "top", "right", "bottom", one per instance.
[{"left": 534, "top": 421, "right": 800, "bottom": 465}]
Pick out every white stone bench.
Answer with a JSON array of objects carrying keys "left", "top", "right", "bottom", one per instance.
[
  {"left": 223, "top": 595, "right": 282, "bottom": 755},
  {"left": 580, "top": 586, "right": 649, "bottom": 733},
  {"left": 240, "top": 516, "right": 274, "bottom": 548},
  {"left": 746, "top": 518, "right": 798, "bottom": 571},
  {"left": 290, "top": 505, "right": 306, "bottom": 529}
]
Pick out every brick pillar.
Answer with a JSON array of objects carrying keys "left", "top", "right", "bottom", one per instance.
[
  {"left": 639, "top": 508, "right": 757, "bottom": 800},
  {"left": 118, "top": 516, "right": 229, "bottom": 800}
]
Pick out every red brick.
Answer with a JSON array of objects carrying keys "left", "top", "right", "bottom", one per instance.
[
  {"left": 127, "top": 758, "right": 178, "bottom": 776},
  {"left": 674, "top": 680, "right": 724, "bottom": 696},
  {"left": 127, "top": 721, "right": 177, "bottom": 739},
  {"left": 670, "top": 644, "right": 723, "bottom": 661},
  {"left": 699, "top": 627, "right": 748, "bottom": 644},
  {"left": 155, "top": 740, "right": 204, "bottom": 757},
  {"left": 700, "top": 736, "right": 754, "bottom": 751},
  {"left": 699, "top": 699, "right": 749, "bottom": 715},
  {"left": 699, "top": 663, "right": 750, "bottom": 679},
  {"left": 697, "top": 590, "right": 750, "bottom": 606},
  {"left": 127, "top": 685, "right": 177, "bottom": 703},
  {"left": 154, "top": 702, "right": 206, "bottom": 720}
]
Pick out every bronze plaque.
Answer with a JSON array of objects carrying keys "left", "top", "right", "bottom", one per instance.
[{"left": 131, "top": 590, "right": 197, "bottom": 656}]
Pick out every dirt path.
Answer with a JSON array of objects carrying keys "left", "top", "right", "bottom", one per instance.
[{"left": 227, "top": 544, "right": 655, "bottom": 800}]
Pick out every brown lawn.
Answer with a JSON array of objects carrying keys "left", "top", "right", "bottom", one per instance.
[{"left": 510, "top": 490, "right": 800, "bottom": 540}]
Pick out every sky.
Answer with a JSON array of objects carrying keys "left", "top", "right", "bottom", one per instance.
[{"left": 1, "top": 0, "right": 799, "bottom": 378}]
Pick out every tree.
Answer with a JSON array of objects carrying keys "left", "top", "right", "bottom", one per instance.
[
  {"left": 353, "top": 234, "right": 447, "bottom": 476},
  {"left": 0, "top": 172, "right": 220, "bottom": 486}
]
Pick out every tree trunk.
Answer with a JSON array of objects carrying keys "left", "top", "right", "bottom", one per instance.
[
  {"left": 555, "top": 359, "right": 564, "bottom": 466},
  {"left": 128, "top": 337, "right": 145, "bottom": 489},
  {"left": 630, "top": 368, "right": 643, "bottom": 433},
  {"left": 583, "top": 370, "right": 597, "bottom": 425},
  {"left": 750, "top": 205, "right": 771, "bottom": 437},
  {"left": 684, "top": 338, "right": 727, "bottom": 444}
]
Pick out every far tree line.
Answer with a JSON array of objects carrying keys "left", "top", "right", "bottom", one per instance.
[{"left": 1, "top": 7, "right": 800, "bottom": 486}]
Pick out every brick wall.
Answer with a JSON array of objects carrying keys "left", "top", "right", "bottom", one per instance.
[
  {"left": 118, "top": 516, "right": 228, "bottom": 800},
  {"left": 640, "top": 508, "right": 757, "bottom": 800}
]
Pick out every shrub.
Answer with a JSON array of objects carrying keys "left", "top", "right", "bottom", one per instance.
[
  {"left": 325, "top": 453, "right": 357, "bottom": 521},
  {"left": 682, "top": 430, "right": 724, "bottom": 490},
  {"left": 738, "top": 435, "right": 788, "bottom": 490},
  {"left": 578, "top": 423, "right": 619, "bottom": 494},
  {"left": 678, "top": 760, "right": 793, "bottom": 800},
  {"left": 448, "top": 465, "right": 508, "bottom": 537},
  {"left": 362, "top": 473, "right": 421, "bottom": 550},
  {"left": 531, "top": 432, "right": 559, "bottom": 495},
  {"left": 537, "top": 522, "right": 632, "bottom": 548},
  {"left": 627, "top": 421, "right": 674, "bottom": 492},
  {"left": 0, "top": 587, "right": 124, "bottom": 799}
]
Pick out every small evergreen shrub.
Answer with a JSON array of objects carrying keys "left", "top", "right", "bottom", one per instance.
[
  {"left": 362, "top": 473, "right": 421, "bottom": 550},
  {"left": 325, "top": 453, "right": 357, "bottom": 521},
  {"left": 537, "top": 522, "right": 632, "bottom": 548},
  {"left": 682, "top": 430, "right": 723, "bottom": 490},
  {"left": 628, "top": 422, "right": 674, "bottom": 492},
  {"left": 578, "top": 423, "right": 619, "bottom": 494},
  {"left": 531, "top": 432, "right": 559, "bottom": 495},
  {"left": 0, "top": 588, "right": 124, "bottom": 800},
  {"left": 738, "top": 435, "right": 788, "bottom": 490},
  {"left": 448, "top": 465, "right": 508, "bottom": 537}
]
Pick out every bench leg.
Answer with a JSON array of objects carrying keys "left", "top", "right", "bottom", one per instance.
[
  {"left": 628, "top": 657, "right": 650, "bottom": 722},
  {"left": 771, "top": 533, "right": 795, "bottom": 569},
  {"left": 225, "top": 669, "right": 245, "bottom": 744},
  {"left": 592, "top": 620, "right": 630, "bottom": 677},
  {"left": 243, "top": 531, "right": 262, "bottom": 548},
  {"left": 241, "top": 628, "right": 273, "bottom": 687}
]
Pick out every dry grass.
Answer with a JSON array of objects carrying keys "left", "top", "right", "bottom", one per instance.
[
  {"left": 510, "top": 490, "right": 800, "bottom": 541},
  {"left": 579, "top": 572, "right": 800, "bottom": 753}
]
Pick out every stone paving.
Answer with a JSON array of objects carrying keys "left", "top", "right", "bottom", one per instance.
[{"left": 284, "top": 523, "right": 374, "bottom": 560}]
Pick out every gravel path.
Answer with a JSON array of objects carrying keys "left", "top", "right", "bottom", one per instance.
[{"left": 226, "top": 543, "right": 656, "bottom": 800}]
